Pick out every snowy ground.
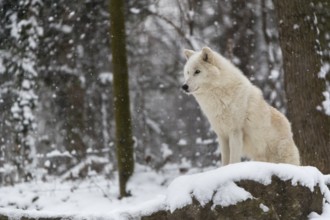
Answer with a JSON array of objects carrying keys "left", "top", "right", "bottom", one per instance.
[
  {"left": 0, "top": 162, "right": 330, "bottom": 220},
  {"left": 0, "top": 163, "right": 214, "bottom": 219}
]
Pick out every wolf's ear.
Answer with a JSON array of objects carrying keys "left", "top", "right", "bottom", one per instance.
[
  {"left": 201, "top": 47, "right": 213, "bottom": 63},
  {"left": 184, "top": 49, "right": 195, "bottom": 60}
]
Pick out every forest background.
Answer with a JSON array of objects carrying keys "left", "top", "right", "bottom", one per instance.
[{"left": 0, "top": 0, "right": 329, "bottom": 190}]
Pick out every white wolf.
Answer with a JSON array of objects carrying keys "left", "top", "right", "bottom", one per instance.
[{"left": 182, "top": 47, "right": 300, "bottom": 165}]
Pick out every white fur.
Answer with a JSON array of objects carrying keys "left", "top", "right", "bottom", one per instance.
[{"left": 182, "top": 47, "right": 300, "bottom": 165}]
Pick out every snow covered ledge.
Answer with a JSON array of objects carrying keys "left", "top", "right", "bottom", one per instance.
[{"left": 143, "top": 162, "right": 330, "bottom": 220}]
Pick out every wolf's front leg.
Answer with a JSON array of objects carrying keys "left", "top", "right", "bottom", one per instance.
[
  {"left": 219, "top": 136, "right": 229, "bottom": 166},
  {"left": 229, "top": 130, "right": 243, "bottom": 163}
]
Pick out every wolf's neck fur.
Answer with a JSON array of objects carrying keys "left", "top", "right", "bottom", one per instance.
[{"left": 193, "top": 54, "right": 251, "bottom": 124}]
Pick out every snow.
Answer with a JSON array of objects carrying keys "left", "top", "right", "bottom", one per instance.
[
  {"left": 160, "top": 143, "right": 173, "bottom": 159},
  {"left": 322, "top": 91, "right": 330, "bottom": 116},
  {"left": 0, "top": 164, "right": 168, "bottom": 219},
  {"left": 46, "top": 150, "right": 72, "bottom": 158},
  {"left": 0, "top": 162, "right": 329, "bottom": 219},
  {"left": 259, "top": 203, "right": 270, "bottom": 212},
  {"left": 98, "top": 72, "right": 113, "bottom": 84},
  {"left": 195, "top": 137, "right": 215, "bottom": 145},
  {"left": 145, "top": 118, "right": 162, "bottom": 134},
  {"left": 269, "top": 69, "right": 280, "bottom": 79},
  {"left": 49, "top": 23, "right": 73, "bottom": 34},
  {"left": 0, "top": 164, "right": 15, "bottom": 175},
  {"left": 130, "top": 8, "right": 141, "bottom": 14},
  {"left": 0, "top": 57, "right": 5, "bottom": 74},
  {"left": 22, "top": 79, "right": 31, "bottom": 89},
  {"left": 148, "top": 4, "right": 157, "bottom": 14},
  {"left": 318, "top": 90, "right": 330, "bottom": 116},
  {"left": 166, "top": 162, "right": 330, "bottom": 214},
  {"left": 60, "top": 156, "right": 108, "bottom": 180},
  {"left": 318, "top": 63, "right": 330, "bottom": 78},
  {"left": 177, "top": 138, "right": 187, "bottom": 146},
  {"left": 293, "top": 24, "right": 300, "bottom": 30},
  {"left": 187, "top": 10, "right": 195, "bottom": 19},
  {"left": 10, "top": 102, "right": 21, "bottom": 119},
  {"left": 68, "top": 11, "right": 75, "bottom": 19},
  {"left": 212, "top": 181, "right": 252, "bottom": 207}
]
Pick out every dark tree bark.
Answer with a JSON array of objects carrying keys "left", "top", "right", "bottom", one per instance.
[
  {"left": 274, "top": 1, "right": 330, "bottom": 173},
  {"left": 109, "top": 0, "right": 135, "bottom": 197},
  {"left": 58, "top": 77, "right": 86, "bottom": 159}
]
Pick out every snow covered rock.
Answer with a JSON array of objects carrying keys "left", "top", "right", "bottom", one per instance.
[
  {"left": 0, "top": 162, "right": 329, "bottom": 219},
  {"left": 143, "top": 162, "right": 330, "bottom": 220}
]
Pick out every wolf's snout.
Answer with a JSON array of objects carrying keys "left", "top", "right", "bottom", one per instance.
[{"left": 181, "top": 84, "right": 189, "bottom": 92}]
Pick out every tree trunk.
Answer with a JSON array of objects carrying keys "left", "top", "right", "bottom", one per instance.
[
  {"left": 274, "top": 1, "right": 330, "bottom": 173},
  {"left": 5, "top": 0, "right": 43, "bottom": 182},
  {"left": 109, "top": 0, "right": 135, "bottom": 197}
]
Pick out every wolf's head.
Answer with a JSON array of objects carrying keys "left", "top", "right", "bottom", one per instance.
[{"left": 182, "top": 47, "right": 221, "bottom": 95}]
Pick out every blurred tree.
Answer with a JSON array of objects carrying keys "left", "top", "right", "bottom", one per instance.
[
  {"left": 261, "top": 0, "right": 286, "bottom": 111},
  {"left": 1, "top": 0, "right": 43, "bottom": 181},
  {"left": 109, "top": 0, "right": 135, "bottom": 197},
  {"left": 274, "top": 0, "right": 330, "bottom": 173},
  {"left": 38, "top": 0, "right": 112, "bottom": 172},
  {"left": 37, "top": 1, "right": 89, "bottom": 170},
  {"left": 0, "top": 0, "right": 16, "bottom": 185},
  {"left": 0, "top": 0, "right": 316, "bottom": 184}
]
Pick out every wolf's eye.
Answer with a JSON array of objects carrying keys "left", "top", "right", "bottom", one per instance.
[{"left": 194, "top": 70, "right": 201, "bottom": 75}]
